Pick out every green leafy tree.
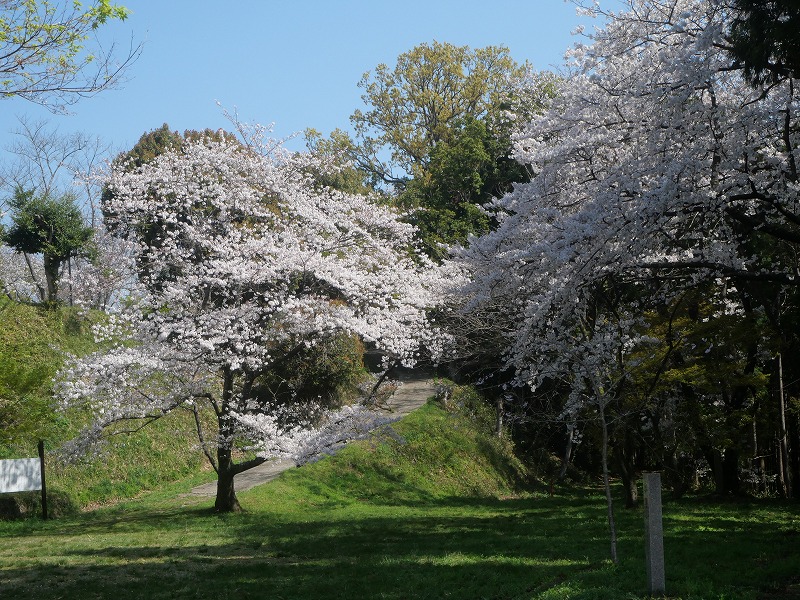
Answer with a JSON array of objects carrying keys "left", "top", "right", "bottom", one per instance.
[
  {"left": 728, "top": 0, "right": 800, "bottom": 86},
  {"left": 399, "top": 116, "right": 531, "bottom": 259},
  {"left": 349, "top": 41, "right": 526, "bottom": 187},
  {"left": 335, "top": 41, "right": 557, "bottom": 259},
  {"left": 0, "top": 0, "right": 139, "bottom": 111},
  {"left": 3, "top": 188, "right": 94, "bottom": 303},
  {"left": 112, "top": 123, "right": 183, "bottom": 170},
  {"left": 303, "top": 127, "right": 379, "bottom": 196}
]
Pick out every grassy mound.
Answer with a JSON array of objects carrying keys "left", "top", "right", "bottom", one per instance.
[
  {"left": 0, "top": 299, "right": 210, "bottom": 514},
  {"left": 263, "top": 386, "right": 532, "bottom": 508}
]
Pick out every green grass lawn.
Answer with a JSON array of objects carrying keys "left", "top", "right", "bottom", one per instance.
[{"left": 1, "top": 402, "right": 799, "bottom": 600}]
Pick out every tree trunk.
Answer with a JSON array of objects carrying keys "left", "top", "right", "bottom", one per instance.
[
  {"left": 23, "top": 252, "right": 46, "bottom": 303},
  {"left": 712, "top": 449, "right": 725, "bottom": 495},
  {"left": 615, "top": 428, "right": 639, "bottom": 508},
  {"left": 214, "top": 446, "right": 241, "bottom": 513},
  {"left": 495, "top": 396, "right": 503, "bottom": 438},
  {"left": 600, "top": 398, "right": 619, "bottom": 564},
  {"left": 558, "top": 424, "right": 575, "bottom": 481},
  {"left": 777, "top": 354, "right": 792, "bottom": 498},
  {"left": 214, "top": 372, "right": 242, "bottom": 513},
  {"left": 721, "top": 447, "right": 741, "bottom": 495},
  {"left": 42, "top": 254, "right": 60, "bottom": 303}
]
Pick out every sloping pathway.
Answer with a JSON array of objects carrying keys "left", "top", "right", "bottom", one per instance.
[{"left": 188, "top": 372, "right": 437, "bottom": 497}]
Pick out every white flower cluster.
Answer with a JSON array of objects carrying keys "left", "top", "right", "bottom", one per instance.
[
  {"left": 235, "top": 403, "right": 398, "bottom": 465},
  {"left": 453, "top": 0, "right": 799, "bottom": 406}
]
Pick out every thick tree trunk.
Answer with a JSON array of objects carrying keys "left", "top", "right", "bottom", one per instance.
[
  {"left": 215, "top": 446, "right": 241, "bottom": 513},
  {"left": 214, "top": 371, "right": 242, "bottom": 513}
]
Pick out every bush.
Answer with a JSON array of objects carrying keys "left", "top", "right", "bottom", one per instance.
[
  {"left": 0, "top": 489, "right": 77, "bottom": 520},
  {"left": 252, "top": 333, "right": 368, "bottom": 412}
]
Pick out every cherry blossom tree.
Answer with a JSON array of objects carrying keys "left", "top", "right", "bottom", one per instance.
[
  {"left": 451, "top": 0, "right": 799, "bottom": 554},
  {"left": 56, "top": 126, "right": 442, "bottom": 512}
]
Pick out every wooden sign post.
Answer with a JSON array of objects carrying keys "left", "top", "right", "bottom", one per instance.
[
  {"left": 38, "top": 440, "right": 48, "bottom": 520},
  {"left": 0, "top": 441, "right": 48, "bottom": 520}
]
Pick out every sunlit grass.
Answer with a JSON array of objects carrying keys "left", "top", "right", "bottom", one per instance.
[{"left": 1, "top": 401, "right": 799, "bottom": 599}]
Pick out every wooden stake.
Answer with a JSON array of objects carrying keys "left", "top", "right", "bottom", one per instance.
[{"left": 38, "top": 440, "right": 47, "bottom": 520}]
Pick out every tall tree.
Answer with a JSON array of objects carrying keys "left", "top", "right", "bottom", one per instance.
[
  {"left": 453, "top": 0, "right": 800, "bottom": 505},
  {"left": 0, "top": 117, "right": 132, "bottom": 308},
  {"left": 338, "top": 41, "right": 556, "bottom": 258},
  {"left": 0, "top": 0, "right": 140, "bottom": 111},
  {"left": 57, "top": 128, "right": 442, "bottom": 512},
  {"left": 727, "top": 0, "right": 800, "bottom": 86},
  {"left": 3, "top": 187, "right": 94, "bottom": 303},
  {"left": 350, "top": 41, "right": 525, "bottom": 186}
]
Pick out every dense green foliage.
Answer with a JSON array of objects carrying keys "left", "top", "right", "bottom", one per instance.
[
  {"left": 3, "top": 188, "right": 95, "bottom": 303},
  {"left": 350, "top": 41, "right": 524, "bottom": 182},
  {"left": 326, "top": 41, "right": 554, "bottom": 259},
  {"left": 398, "top": 115, "right": 530, "bottom": 259},
  {"left": 728, "top": 0, "right": 800, "bottom": 86},
  {"left": 253, "top": 333, "right": 369, "bottom": 412}
]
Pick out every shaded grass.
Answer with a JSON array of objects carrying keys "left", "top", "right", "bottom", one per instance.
[
  {"left": 1, "top": 485, "right": 798, "bottom": 599},
  {"left": 1, "top": 400, "right": 799, "bottom": 599}
]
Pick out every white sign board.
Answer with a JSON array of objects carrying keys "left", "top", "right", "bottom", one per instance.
[{"left": 0, "top": 458, "right": 42, "bottom": 493}]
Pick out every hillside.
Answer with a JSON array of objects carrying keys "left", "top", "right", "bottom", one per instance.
[
  {"left": 265, "top": 387, "right": 533, "bottom": 506},
  {"left": 0, "top": 298, "right": 207, "bottom": 514},
  {"left": 1, "top": 298, "right": 530, "bottom": 515}
]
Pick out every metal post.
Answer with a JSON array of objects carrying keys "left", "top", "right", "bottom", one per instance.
[
  {"left": 38, "top": 440, "right": 47, "bottom": 520},
  {"left": 643, "top": 472, "right": 665, "bottom": 595}
]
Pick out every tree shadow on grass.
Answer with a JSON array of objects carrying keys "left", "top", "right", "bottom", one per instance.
[
  {"left": 2, "top": 493, "right": 798, "bottom": 600},
  {"left": 0, "top": 495, "right": 612, "bottom": 600}
]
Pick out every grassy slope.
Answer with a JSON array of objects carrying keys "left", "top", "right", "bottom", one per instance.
[
  {"left": 0, "top": 298, "right": 209, "bottom": 511},
  {"left": 1, "top": 393, "right": 799, "bottom": 600}
]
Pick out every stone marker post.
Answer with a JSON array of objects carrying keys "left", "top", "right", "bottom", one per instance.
[{"left": 643, "top": 472, "right": 665, "bottom": 595}]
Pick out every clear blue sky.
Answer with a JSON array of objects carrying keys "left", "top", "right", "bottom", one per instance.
[{"left": 0, "top": 0, "right": 623, "bottom": 157}]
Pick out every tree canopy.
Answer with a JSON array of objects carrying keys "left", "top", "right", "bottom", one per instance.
[
  {"left": 331, "top": 41, "right": 556, "bottom": 259},
  {"left": 728, "top": 0, "right": 800, "bottom": 86},
  {"left": 0, "top": 0, "right": 139, "bottom": 111},
  {"left": 58, "top": 127, "right": 443, "bottom": 512},
  {"left": 349, "top": 40, "right": 527, "bottom": 186},
  {"left": 3, "top": 187, "right": 94, "bottom": 303},
  {"left": 451, "top": 0, "right": 800, "bottom": 504}
]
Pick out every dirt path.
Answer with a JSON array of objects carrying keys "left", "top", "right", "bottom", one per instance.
[{"left": 187, "top": 372, "right": 437, "bottom": 497}]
